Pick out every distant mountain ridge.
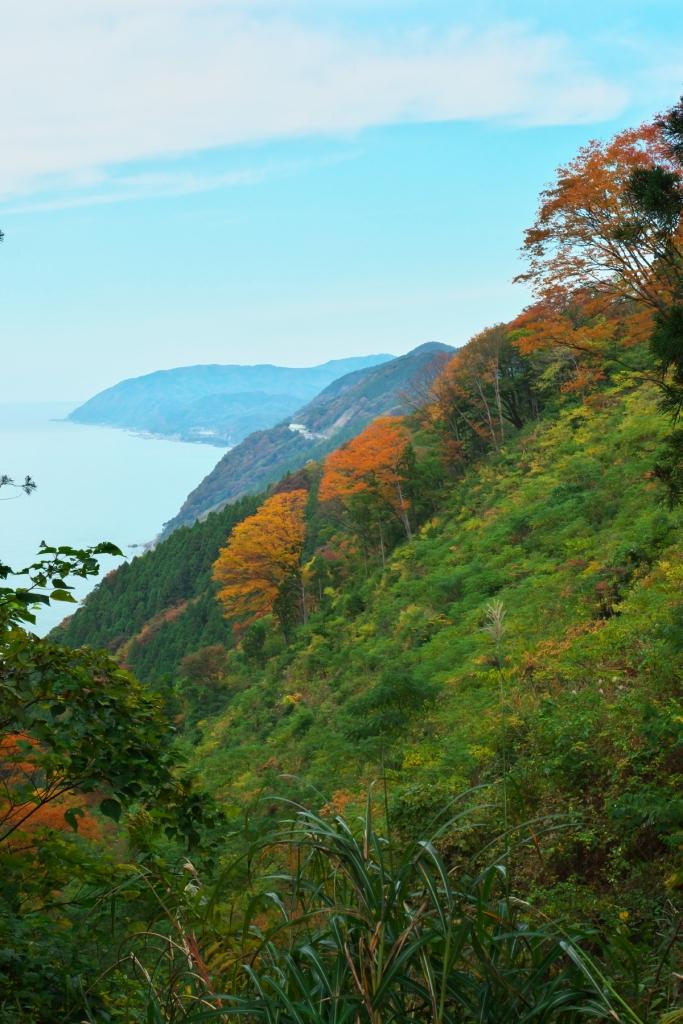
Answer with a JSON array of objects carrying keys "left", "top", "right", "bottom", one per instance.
[
  {"left": 68, "top": 355, "right": 393, "bottom": 446},
  {"left": 161, "top": 342, "right": 454, "bottom": 537}
]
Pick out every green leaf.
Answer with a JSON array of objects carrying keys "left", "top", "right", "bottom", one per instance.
[
  {"left": 64, "top": 806, "right": 85, "bottom": 832},
  {"left": 94, "top": 542, "right": 124, "bottom": 557},
  {"left": 100, "top": 797, "right": 123, "bottom": 822},
  {"left": 50, "top": 590, "right": 77, "bottom": 603}
]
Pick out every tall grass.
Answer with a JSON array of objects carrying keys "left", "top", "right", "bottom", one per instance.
[{"left": 112, "top": 794, "right": 651, "bottom": 1024}]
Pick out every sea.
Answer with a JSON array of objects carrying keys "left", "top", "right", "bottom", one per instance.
[{"left": 0, "top": 402, "right": 227, "bottom": 635}]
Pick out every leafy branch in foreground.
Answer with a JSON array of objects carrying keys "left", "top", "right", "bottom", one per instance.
[
  {"left": 0, "top": 538, "right": 223, "bottom": 1019},
  {"left": 0, "top": 540, "right": 123, "bottom": 629}
]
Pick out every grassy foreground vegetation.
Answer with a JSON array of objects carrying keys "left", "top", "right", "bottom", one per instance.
[{"left": 2, "top": 100, "right": 682, "bottom": 1020}]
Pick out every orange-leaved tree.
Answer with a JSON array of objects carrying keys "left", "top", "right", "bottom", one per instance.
[
  {"left": 514, "top": 101, "right": 683, "bottom": 503},
  {"left": 429, "top": 325, "right": 542, "bottom": 464},
  {"left": 511, "top": 119, "right": 678, "bottom": 388},
  {"left": 319, "top": 416, "right": 413, "bottom": 543},
  {"left": 213, "top": 488, "right": 308, "bottom": 634},
  {"left": 515, "top": 120, "right": 681, "bottom": 311},
  {"left": 510, "top": 291, "right": 655, "bottom": 393}
]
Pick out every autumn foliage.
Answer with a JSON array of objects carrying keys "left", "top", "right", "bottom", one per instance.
[
  {"left": 511, "top": 113, "right": 683, "bottom": 393},
  {"left": 429, "top": 325, "right": 542, "bottom": 462},
  {"left": 319, "top": 416, "right": 413, "bottom": 538},
  {"left": 213, "top": 488, "right": 308, "bottom": 628},
  {"left": 515, "top": 121, "right": 681, "bottom": 311},
  {"left": 513, "top": 100, "right": 683, "bottom": 503},
  {"left": 428, "top": 104, "right": 683, "bottom": 474}
]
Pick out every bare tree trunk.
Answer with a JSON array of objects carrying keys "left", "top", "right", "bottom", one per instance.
[
  {"left": 395, "top": 480, "right": 412, "bottom": 540},
  {"left": 300, "top": 576, "right": 308, "bottom": 625},
  {"left": 475, "top": 376, "right": 498, "bottom": 449},
  {"left": 492, "top": 358, "right": 505, "bottom": 445}
]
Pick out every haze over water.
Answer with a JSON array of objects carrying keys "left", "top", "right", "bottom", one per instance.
[{"left": 0, "top": 402, "right": 225, "bottom": 635}]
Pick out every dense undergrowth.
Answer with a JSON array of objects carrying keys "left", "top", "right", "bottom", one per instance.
[{"left": 192, "top": 382, "right": 682, "bottom": 926}]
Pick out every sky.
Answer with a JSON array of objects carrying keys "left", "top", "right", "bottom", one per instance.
[{"left": 1, "top": 0, "right": 682, "bottom": 402}]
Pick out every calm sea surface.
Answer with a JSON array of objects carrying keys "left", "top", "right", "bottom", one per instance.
[{"left": 0, "top": 402, "right": 226, "bottom": 635}]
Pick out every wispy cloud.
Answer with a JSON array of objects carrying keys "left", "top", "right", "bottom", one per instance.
[
  {"left": 1, "top": 1, "right": 632, "bottom": 201},
  {"left": 0, "top": 156, "right": 356, "bottom": 213}
]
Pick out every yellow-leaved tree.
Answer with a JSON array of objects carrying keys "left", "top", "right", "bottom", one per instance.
[{"left": 212, "top": 488, "right": 308, "bottom": 635}]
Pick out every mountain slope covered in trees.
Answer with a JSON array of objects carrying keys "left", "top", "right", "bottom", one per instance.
[
  {"left": 68, "top": 353, "right": 393, "bottom": 445},
  {"left": 57, "top": 370, "right": 683, "bottom": 957},
  {"left": 161, "top": 342, "right": 453, "bottom": 535},
  {"left": 54, "top": 493, "right": 261, "bottom": 679}
]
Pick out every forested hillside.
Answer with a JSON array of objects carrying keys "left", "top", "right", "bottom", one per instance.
[
  {"left": 160, "top": 342, "right": 453, "bottom": 536},
  {"left": 8, "top": 101, "right": 683, "bottom": 1021},
  {"left": 58, "top": 372, "right": 683, "bottom": 924},
  {"left": 196, "top": 381, "right": 682, "bottom": 904},
  {"left": 55, "top": 493, "right": 262, "bottom": 682}
]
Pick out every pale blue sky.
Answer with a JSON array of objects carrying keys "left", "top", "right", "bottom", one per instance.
[{"left": 1, "top": 0, "right": 681, "bottom": 401}]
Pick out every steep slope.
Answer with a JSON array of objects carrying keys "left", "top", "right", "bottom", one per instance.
[
  {"left": 68, "top": 354, "right": 393, "bottom": 445},
  {"left": 199, "top": 382, "right": 680, "bottom": 789},
  {"left": 192, "top": 382, "right": 682, "bottom": 926},
  {"left": 52, "top": 494, "right": 262, "bottom": 672},
  {"left": 56, "top": 379, "right": 682, "bottom": 935},
  {"left": 161, "top": 342, "right": 453, "bottom": 536}
]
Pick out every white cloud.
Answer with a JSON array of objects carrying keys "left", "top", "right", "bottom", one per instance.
[
  {"left": 0, "top": 1, "right": 629, "bottom": 199},
  {"left": 0, "top": 158, "right": 349, "bottom": 213}
]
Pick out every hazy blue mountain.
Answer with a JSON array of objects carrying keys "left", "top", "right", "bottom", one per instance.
[
  {"left": 68, "top": 355, "right": 394, "bottom": 445},
  {"left": 161, "top": 342, "right": 454, "bottom": 537}
]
